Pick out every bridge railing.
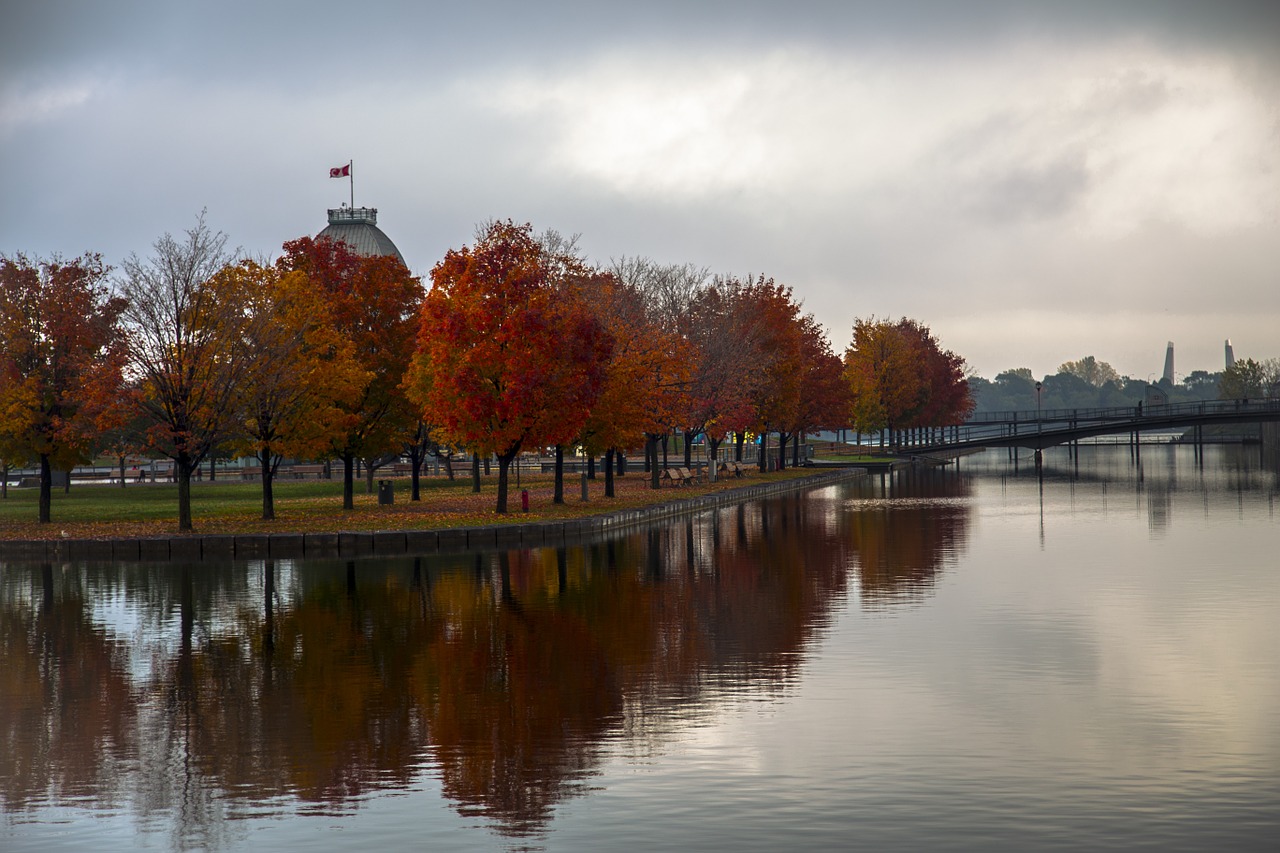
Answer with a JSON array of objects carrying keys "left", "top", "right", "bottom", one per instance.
[
  {"left": 930, "top": 398, "right": 1280, "bottom": 449},
  {"left": 965, "top": 398, "right": 1280, "bottom": 426}
]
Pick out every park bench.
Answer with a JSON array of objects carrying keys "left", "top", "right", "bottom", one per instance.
[
  {"left": 290, "top": 464, "right": 326, "bottom": 479},
  {"left": 678, "top": 466, "right": 698, "bottom": 484},
  {"left": 661, "top": 468, "right": 689, "bottom": 487}
]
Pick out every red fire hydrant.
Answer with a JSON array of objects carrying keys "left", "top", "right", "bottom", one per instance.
[{"left": 521, "top": 489, "right": 529, "bottom": 513}]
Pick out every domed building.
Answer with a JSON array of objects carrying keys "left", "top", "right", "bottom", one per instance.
[{"left": 317, "top": 206, "right": 406, "bottom": 265}]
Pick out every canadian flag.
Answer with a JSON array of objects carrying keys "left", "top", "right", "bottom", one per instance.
[{"left": 329, "top": 164, "right": 350, "bottom": 178}]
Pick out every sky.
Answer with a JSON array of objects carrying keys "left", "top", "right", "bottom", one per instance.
[{"left": 3, "top": 0, "right": 1277, "bottom": 381}]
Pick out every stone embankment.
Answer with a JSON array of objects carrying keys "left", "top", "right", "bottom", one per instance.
[{"left": 2, "top": 468, "right": 867, "bottom": 563}]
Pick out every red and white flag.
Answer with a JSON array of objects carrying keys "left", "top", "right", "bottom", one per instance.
[{"left": 329, "top": 164, "right": 350, "bottom": 178}]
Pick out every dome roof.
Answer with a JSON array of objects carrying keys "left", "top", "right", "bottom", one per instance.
[{"left": 317, "top": 207, "right": 405, "bottom": 265}]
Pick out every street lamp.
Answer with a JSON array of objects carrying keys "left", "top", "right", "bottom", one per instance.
[{"left": 1034, "top": 380, "right": 1043, "bottom": 471}]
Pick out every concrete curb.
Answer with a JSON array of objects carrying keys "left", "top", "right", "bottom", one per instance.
[{"left": 0, "top": 468, "right": 866, "bottom": 563}]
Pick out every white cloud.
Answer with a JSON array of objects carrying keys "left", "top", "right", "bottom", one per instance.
[{"left": 0, "top": 79, "right": 97, "bottom": 137}]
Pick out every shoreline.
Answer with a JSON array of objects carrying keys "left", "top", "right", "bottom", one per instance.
[{"left": 0, "top": 468, "right": 867, "bottom": 563}]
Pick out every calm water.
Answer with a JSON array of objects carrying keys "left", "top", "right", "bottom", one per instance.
[{"left": 2, "top": 445, "right": 1278, "bottom": 851}]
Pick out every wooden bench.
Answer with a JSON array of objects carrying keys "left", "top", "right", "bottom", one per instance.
[
  {"left": 661, "top": 468, "right": 689, "bottom": 487},
  {"left": 290, "top": 464, "right": 326, "bottom": 479},
  {"left": 678, "top": 466, "right": 698, "bottom": 484}
]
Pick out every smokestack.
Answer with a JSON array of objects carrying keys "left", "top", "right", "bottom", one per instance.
[
  {"left": 1225, "top": 339, "right": 1235, "bottom": 368},
  {"left": 1162, "top": 342, "right": 1175, "bottom": 384}
]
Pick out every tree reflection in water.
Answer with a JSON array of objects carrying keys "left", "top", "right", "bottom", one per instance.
[{"left": 0, "top": 483, "right": 967, "bottom": 842}]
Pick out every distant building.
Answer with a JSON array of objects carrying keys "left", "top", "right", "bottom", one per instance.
[
  {"left": 1162, "top": 341, "right": 1175, "bottom": 384},
  {"left": 1225, "top": 339, "right": 1235, "bottom": 368},
  {"left": 317, "top": 206, "right": 406, "bottom": 265}
]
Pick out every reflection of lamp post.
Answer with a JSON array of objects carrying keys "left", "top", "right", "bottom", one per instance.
[{"left": 1035, "top": 381, "right": 1042, "bottom": 423}]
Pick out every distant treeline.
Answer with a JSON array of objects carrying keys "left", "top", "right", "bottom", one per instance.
[{"left": 968, "top": 364, "right": 1225, "bottom": 413}]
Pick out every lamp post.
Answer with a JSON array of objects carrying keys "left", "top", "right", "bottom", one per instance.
[{"left": 1034, "top": 380, "right": 1043, "bottom": 472}]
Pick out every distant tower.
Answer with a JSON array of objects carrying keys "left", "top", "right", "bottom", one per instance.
[
  {"left": 316, "top": 206, "right": 406, "bottom": 265},
  {"left": 1162, "top": 342, "right": 1175, "bottom": 384},
  {"left": 1225, "top": 339, "right": 1235, "bottom": 368}
]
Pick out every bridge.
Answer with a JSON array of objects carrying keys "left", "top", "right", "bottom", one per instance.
[{"left": 907, "top": 398, "right": 1280, "bottom": 454}]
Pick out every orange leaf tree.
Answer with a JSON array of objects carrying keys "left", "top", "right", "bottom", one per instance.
[
  {"left": 843, "top": 317, "right": 972, "bottom": 447},
  {"left": 578, "top": 273, "right": 692, "bottom": 496},
  {"left": 408, "top": 221, "right": 610, "bottom": 514},
  {"left": 0, "top": 253, "right": 125, "bottom": 522},
  {"left": 208, "top": 261, "right": 371, "bottom": 520},
  {"left": 277, "top": 237, "right": 424, "bottom": 510}
]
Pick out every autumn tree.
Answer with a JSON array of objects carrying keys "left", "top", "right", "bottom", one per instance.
[
  {"left": 577, "top": 273, "right": 692, "bottom": 496},
  {"left": 408, "top": 220, "right": 611, "bottom": 514},
  {"left": 784, "top": 315, "right": 849, "bottom": 466},
  {"left": 676, "top": 278, "right": 761, "bottom": 473},
  {"left": 608, "top": 257, "right": 701, "bottom": 484},
  {"left": 740, "top": 276, "right": 805, "bottom": 471},
  {"left": 277, "top": 237, "right": 424, "bottom": 509},
  {"left": 93, "top": 381, "right": 151, "bottom": 488},
  {"left": 207, "top": 261, "right": 369, "bottom": 520},
  {"left": 843, "top": 317, "right": 972, "bottom": 447},
  {"left": 0, "top": 253, "right": 125, "bottom": 522},
  {"left": 117, "top": 213, "right": 247, "bottom": 531}
]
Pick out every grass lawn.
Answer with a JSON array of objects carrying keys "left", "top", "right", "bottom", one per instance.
[{"left": 0, "top": 467, "right": 819, "bottom": 540}]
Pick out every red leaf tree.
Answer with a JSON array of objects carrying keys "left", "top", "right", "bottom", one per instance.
[
  {"left": 277, "top": 237, "right": 424, "bottom": 510},
  {"left": 0, "top": 253, "right": 125, "bottom": 522},
  {"left": 408, "top": 221, "right": 611, "bottom": 514}
]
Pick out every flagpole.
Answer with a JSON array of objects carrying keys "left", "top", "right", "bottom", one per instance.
[{"left": 349, "top": 160, "right": 354, "bottom": 209}]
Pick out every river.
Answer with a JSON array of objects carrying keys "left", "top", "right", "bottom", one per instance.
[{"left": 2, "top": 444, "right": 1277, "bottom": 851}]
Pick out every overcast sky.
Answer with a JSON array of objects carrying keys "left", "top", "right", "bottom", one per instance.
[{"left": 3, "top": 1, "right": 1277, "bottom": 380}]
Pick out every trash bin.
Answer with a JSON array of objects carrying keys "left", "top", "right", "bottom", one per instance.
[{"left": 378, "top": 480, "right": 394, "bottom": 505}]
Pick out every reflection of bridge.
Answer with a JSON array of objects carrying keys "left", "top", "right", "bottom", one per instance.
[{"left": 910, "top": 399, "right": 1280, "bottom": 453}]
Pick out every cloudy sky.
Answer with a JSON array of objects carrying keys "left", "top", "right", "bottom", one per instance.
[{"left": 3, "top": 1, "right": 1277, "bottom": 380}]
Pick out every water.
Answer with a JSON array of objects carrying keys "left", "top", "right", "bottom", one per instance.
[{"left": 2, "top": 445, "right": 1277, "bottom": 851}]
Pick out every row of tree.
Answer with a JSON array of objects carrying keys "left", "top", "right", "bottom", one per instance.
[{"left": 1, "top": 215, "right": 974, "bottom": 526}]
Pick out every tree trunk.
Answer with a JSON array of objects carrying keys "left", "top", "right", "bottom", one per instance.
[
  {"left": 410, "top": 447, "right": 422, "bottom": 501},
  {"left": 684, "top": 429, "right": 694, "bottom": 468},
  {"left": 365, "top": 460, "right": 376, "bottom": 495},
  {"left": 554, "top": 445, "right": 565, "bottom": 504},
  {"left": 777, "top": 432, "right": 788, "bottom": 470},
  {"left": 471, "top": 453, "right": 481, "bottom": 493},
  {"left": 495, "top": 450, "right": 518, "bottom": 513},
  {"left": 735, "top": 432, "right": 745, "bottom": 462},
  {"left": 708, "top": 437, "right": 722, "bottom": 480},
  {"left": 647, "top": 435, "right": 661, "bottom": 489},
  {"left": 442, "top": 451, "right": 455, "bottom": 480},
  {"left": 118, "top": 455, "right": 127, "bottom": 489},
  {"left": 758, "top": 431, "right": 769, "bottom": 472},
  {"left": 342, "top": 452, "right": 355, "bottom": 510},
  {"left": 259, "top": 448, "right": 275, "bottom": 520},
  {"left": 617, "top": 452, "right": 626, "bottom": 476},
  {"left": 604, "top": 448, "right": 616, "bottom": 497},
  {"left": 662, "top": 434, "right": 669, "bottom": 467},
  {"left": 587, "top": 452, "right": 596, "bottom": 480},
  {"left": 177, "top": 451, "right": 194, "bottom": 531},
  {"left": 38, "top": 453, "right": 52, "bottom": 523}
]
